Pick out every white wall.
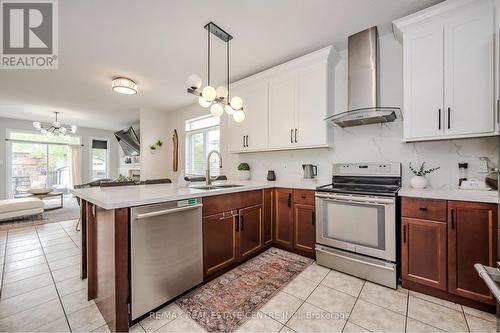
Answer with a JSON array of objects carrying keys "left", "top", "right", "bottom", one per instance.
[
  {"left": 0, "top": 116, "right": 120, "bottom": 199},
  {"left": 142, "top": 33, "right": 499, "bottom": 190},
  {"left": 139, "top": 108, "right": 172, "bottom": 180}
]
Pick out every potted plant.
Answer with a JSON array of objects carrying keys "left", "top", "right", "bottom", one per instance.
[
  {"left": 409, "top": 162, "right": 440, "bottom": 189},
  {"left": 237, "top": 162, "right": 251, "bottom": 180}
]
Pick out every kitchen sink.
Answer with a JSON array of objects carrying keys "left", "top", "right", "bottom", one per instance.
[{"left": 192, "top": 184, "right": 244, "bottom": 190}]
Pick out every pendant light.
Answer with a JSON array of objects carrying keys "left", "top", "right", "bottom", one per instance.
[
  {"left": 187, "top": 22, "right": 244, "bottom": 122},
  {"left": 33, "top": 112, "right": 77, "bottom": 137}
]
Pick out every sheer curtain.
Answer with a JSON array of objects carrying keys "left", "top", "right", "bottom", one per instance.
[{"left": 69, "top": 145, "right": 82, "bottom": 188}]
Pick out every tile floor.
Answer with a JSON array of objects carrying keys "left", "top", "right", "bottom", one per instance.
[{"left": 0, "top": 220, "right": 497, "bottom": 332}]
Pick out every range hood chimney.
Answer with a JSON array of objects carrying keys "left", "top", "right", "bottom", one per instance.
[{"left": 326, "top": 27, "right": 400, "bottom": 127}]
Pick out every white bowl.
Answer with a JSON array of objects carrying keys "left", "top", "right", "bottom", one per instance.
[{"left": 28, "top": 188, "right": 52, "bottom": 195}]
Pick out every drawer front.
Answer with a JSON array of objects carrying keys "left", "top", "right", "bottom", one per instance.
[
  {"left": 203, "top": 190, "right": 262, "bottom": 216},
  {"left": 402, "top": 197, "right": 447, "bottom": 222},
  {"left": 293, "top": 189, "right": 315, "bottom": 205}
]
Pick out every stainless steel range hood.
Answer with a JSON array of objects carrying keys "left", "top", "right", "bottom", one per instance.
[{"left": 326, "top": 27, "right": 401, "bottom": 128}]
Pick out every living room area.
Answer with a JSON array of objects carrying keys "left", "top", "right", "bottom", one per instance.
[{"left": 0, "top": 115, "right": 121, "bottom": 228}]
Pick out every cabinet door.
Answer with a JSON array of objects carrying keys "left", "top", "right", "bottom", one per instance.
[
  {"left": 401, "top": 218, "right": 447, "bottom": 290},
  {"left": 227, "top": 81, "right": 269, "bottom": 152},
  {"left": 293, "top": 203, "right": 315, "bottom": 255},
  {"left": 269, "top": 74, "right": 296, "bottom": 149},
  {"left": 203, "top": 211, "right": 238, "bottom": 276},
  {"left": 296, "top": 62, "right": 328, "bottom": 147},
  {"left": 444, "top": 5, "right": 495, "bottom": 136},
  {"left": 448, "top": 201, "right": 497, "bottom": 304},
  {"left": 239, "top": 205, "right": 262, "bottom": 260},
  {"left": 403, "top": 26, "right": 444, "bottom": 139},
  {"left": 262, "top": 188, "right": 273, "bottom": 246},
  {"left": 273, "top": 188, "right": 294, "bottom": 249}
]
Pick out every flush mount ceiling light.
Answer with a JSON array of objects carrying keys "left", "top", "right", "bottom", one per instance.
[
  {"left": 112, "top": 77, "right": 138, "bottom": 95},
  {"left": 33, "top": 112, "right": 77, "bottom": 137},
  {"left": 186, "top": 22, "right": 244, "bottom": 122}
]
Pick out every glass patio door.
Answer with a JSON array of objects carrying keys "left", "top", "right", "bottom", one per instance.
[{"left": 10, "top": 142, "right": 48, "bottom": 197}]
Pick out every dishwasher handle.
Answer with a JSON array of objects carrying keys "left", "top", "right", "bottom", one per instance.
[{"left": 136, "top": 203, "right": 203, "bottom": 219}]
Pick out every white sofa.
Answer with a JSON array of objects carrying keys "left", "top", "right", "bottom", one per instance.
[{"left": 0, "top": 198, "right": 44, "bottom": 221}]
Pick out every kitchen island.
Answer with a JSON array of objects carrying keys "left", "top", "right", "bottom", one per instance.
[{"left": 71, "top": 180, "right": 316, "bottom": 332}]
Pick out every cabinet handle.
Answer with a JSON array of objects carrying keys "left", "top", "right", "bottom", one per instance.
[
  {"left": 235, "top": 215, "right": 239, "bottom": 232},
  {"left": 240, "top": 215, "right": 244, "bottom": 231},
  {"left": 451, "top": 208, "right": 455, "bottom": 229},
  {"left": 287, "top": 193, "right": 292, "bottom": 208},
  {"left": 243, "top": 136, "right": 246, "bottom": 147},
  {"left": 294, "top": 129, "right": 298, "bottom": 143},
  {"left": 438, "top": 109, "right": 441, "bottom": 130},
  {"left": 246, "top": 135, "right": 249, "bottom": 147},
  {"left": 403, "top": 225, "right": 407, "bottom": 243},
  {"left": 312, "top": 210, "right": 315, "bottom": 226},
  {"left": 497, "top": 100, "right": 499, "bottom": 125},
  {"left": 290, "top": 129, "right": 293, "bottom": 143},
  {"left": 447, "top": 107, "right": 451, "bottom": 129},
  {"left": 419, "top": 207, "right": 428, "bottom": 212}
]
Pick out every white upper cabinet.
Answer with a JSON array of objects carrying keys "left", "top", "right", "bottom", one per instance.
[
  {"left": 227, "top": 80, "right": 269, "bottom": 153},
  {"left": 228, "top": 46, "right": 338, "bottom": 153},
  {"left": 394, "top": 0, "right": 499, "bottom": 142},
  {"left": 444, "top": 5, "right": 495, "bottom": 135},
  {"left": 268, "top": 72, "right": 296, "bottom": 149},
  {"left": 403, "top": 25, "right": 444, "bottom": 139}
]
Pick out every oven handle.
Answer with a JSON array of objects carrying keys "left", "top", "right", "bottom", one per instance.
[
  {"left": 315, "top": 194, "right": 395, "bottom": 205},
  {"left": 316, "top": 247, "right": 395, "bottom": 272}
]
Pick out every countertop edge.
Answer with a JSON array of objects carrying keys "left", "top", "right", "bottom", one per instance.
[{"left": 398, "top": 188, "right": 499, "bottom": 204}]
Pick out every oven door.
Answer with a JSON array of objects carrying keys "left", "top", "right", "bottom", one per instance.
[{"left": 315, "top": 193, "right": 396, "bottom": 261}]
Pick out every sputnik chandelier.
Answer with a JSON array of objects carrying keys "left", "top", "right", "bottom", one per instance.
[{"left": 186, "top": 22, "right": 245, "bottom": 122}]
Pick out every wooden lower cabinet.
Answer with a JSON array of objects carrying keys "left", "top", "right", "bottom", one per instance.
[
  {"left": 293, "top": 204, "right": 315, "bottom": 255},
  {"left": 239, "top": 205, "right": 263, "bottom": 260},
  {"left": 448, "top": 201, "right": 497, "bottom": 304},
  {"left": 202, "top": 211, "right": 238, "bottom": 277},
  {"left": 262, "top": 189, "right": 273, "bottom": 246},
  {"left": 402, "top": 217, "right": 447, "bottom": 290},
  {"left": 274, "top": 188, "right": 294, "bottom": 249},
  {"left": 401, "top": 197, "right": 497, "bottom": 309}
]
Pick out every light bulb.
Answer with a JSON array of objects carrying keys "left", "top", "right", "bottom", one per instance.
[
  {"left": 60, "top": 127, "right": 67, "bottom": 133},
  {"left": 41, "top": 129, "right": 47, "bottom": 134},
  {"left": 33, "top": 121, "right": 41, "bottom": 129},
  {"left": 210, "top": 103, "right": 224, "bottom": 117},
  {"left": 47, "top": 131, "right": 54, "bottom": 138},
  {"left": 225, "top": 105, "right": 235, "bottom": 115},
  {"left": 233, "top": 110, "right": 245, "bottom": 123},
  {"left": 186, "top": 74, "right": 202, "bottom": 89},
  {"left": 201, "top": 86, "right": 216, "bottom": 102},
  {"left": 198, "top": 96, "right": 212, "bottom": 108},
  {"left": 230, "top": 96, "right": 243, "bottom": 110},
  {"left": 216, "top": 86, "right": 228, "bottom": 99},
  {"left": 71, "top": 125, "right": 77, "bottom": 133}
]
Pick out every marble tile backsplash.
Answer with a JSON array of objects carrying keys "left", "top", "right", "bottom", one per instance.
[{"left": 235, "top": 122, "right": 499, "bottom": 190}]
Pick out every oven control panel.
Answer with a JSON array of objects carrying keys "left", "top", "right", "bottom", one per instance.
[{"left": 332, "top": 162, "right": 401, "bottom": 177}]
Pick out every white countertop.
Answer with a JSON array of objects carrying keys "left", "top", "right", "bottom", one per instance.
[
  {"left": 398, "top": 187, "right": 499, "bottom": 204},
  {"left": 70, "top": 180, "right": 318, "bottom": 210}
]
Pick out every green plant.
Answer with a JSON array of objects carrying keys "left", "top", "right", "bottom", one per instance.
[
  {"left": 409, "top": 162, "right": 440, "bottom": 177},
  {"left": 237, "top": 162, "right": 250, "bottom": 171},
  {"left": 115, "top": 175, "right": 135, "bottom": 182},
  {"left": 149, "top": 139, "right": 163, "bottom": 151}
]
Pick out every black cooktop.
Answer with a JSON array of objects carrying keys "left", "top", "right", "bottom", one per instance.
[{"left": 316, "top": 176, "right": 401, "bottom": 197}]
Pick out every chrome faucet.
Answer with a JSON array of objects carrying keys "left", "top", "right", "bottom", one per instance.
[{"left": 206, "top": 150, "right": 222, "bottom": 186}]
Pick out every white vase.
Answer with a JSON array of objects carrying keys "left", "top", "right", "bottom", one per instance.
[
  {"left": 410, "top": 176, "right": 428, "bottom": 189},
  {"left": 238, "top": 170, "right": 251, "bottom": 180}
]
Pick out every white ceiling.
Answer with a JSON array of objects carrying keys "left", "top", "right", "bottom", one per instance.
[{"left": 0, "top": 0, "right": 442, "bottom": 131}]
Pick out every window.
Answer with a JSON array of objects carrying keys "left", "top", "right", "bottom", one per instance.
[
  {"left": 91, "top": 139, "right": 108, "bottom": 180},
  {"left": 6, "top": 130, "right": 81, "bottom": 197},
  {"left": 185, "top": 115, "right": 220, "bottom": 176}
]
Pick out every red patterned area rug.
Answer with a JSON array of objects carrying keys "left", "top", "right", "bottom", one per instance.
[{"left": 176, "top": 247, "right": 313, "bottom": 332}]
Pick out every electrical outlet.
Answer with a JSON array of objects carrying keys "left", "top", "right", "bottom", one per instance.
[{"left": 478, "top": 159, "right": 488, "bottom": 173}]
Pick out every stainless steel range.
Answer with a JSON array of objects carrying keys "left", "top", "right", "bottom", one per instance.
[{"left": 315, "top": 162, "right": 401, "bottom": 288}]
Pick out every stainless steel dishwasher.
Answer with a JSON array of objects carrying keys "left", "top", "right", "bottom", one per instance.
[{"left": 130, "top": 198, "right": 203, "bottom": 321}]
